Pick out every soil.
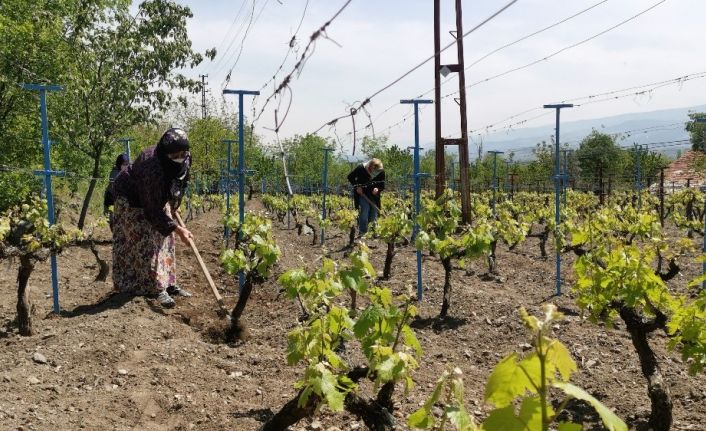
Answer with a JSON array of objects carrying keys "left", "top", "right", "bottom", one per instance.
[{"left": 1, "top": 198, "right": 705, "bottom": 431}]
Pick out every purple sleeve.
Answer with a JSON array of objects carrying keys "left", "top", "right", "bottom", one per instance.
[{"left": 137, "top": 167, "right": 177, "bottom": 236}]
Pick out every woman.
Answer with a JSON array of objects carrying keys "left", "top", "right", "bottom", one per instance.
[
  {"left": 347, "top": 158, "right": 385, "bottom": 236},
  {"left": 112, "top": 128, "right": 194, "bottom": 308},
  {"left": 103, "top": 153, "right": 129, "bottom": 229}
]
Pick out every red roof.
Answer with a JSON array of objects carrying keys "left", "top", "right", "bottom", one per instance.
[{"left": 659, "top": 150, "right": 704, "bottom": 191}]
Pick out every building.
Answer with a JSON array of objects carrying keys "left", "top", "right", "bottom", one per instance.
[{"left": 652, "top": 150, "right": 705, "bottom": 193}]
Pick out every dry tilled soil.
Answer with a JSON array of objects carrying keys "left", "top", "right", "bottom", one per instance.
[{"left": 1, "top": 198, "right": 705, "bottom": 430}]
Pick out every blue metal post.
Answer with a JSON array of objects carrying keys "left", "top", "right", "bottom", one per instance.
[
  {"left": 563, "top": 150, "right": 572, "bottom": 208},
  {"left": 696, "top": 118, "right": 706, "bottom": 288},
  {"left": 634, "top": 144, "right": 644, "bottom": 211},
  {"left": 23, "top": 83, "right": 63, "bottom": 314},
  {"left": 223, "top": 89, "right": 259, "bottom": 291},
  {"left": 561, "top": 150, "right": 567, "bottom": 208},
  {"left": 489, "top": 151, "right": 503, "bottom": 216},
  {"left": 218, "top": 159, "right": 226, "bottom": 194},
  {"left": 401, "top": 98, "right": 433, "bottom": 301},
  {"left": 222, "top": 139, "right": 235, "bottom": 246},
  {"left": 118, "top": 137, "right": 133, "bottom": 163},
  {"left": 320, "top": 147, "right": 334, "bottom": 245},
  {"left": 405, "top": 146, "right": 415, "bottom": 199},
  {"left": 544, "top": 104, "right": 573, "bottom": 296}
]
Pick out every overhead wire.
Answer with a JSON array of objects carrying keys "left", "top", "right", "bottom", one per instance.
[
  {"left": 221, "top": 0, "right": 271, "bottom": 90},
  {"left": 308, "top": 0, "right": 520, "bottom": 137},
  {"left": 211, "top": 0, "right": 257, "bottom": 76},
  {"left": 443, "top": 0, "right": 668, "bottom": 100},
  {"left": 253, "top": 0, "right": 355, "bottom": 131},
  {"left": 321, "top": 0, "right": 665, "bottom": 149},
  {"left": 249, "top": 0, "right": 311, "bottom": 140},
  {"left": 255, "top": 0, "right": 310, "bottom": 95},
  {"left": 366, "top": 0, "right": 612, "bottom": 128},
  {"left": 210, "top": 0, "right": 250, "bottom": 67},
  {"left": 469, "top": 72, "right": 706, "bottom": 136}
]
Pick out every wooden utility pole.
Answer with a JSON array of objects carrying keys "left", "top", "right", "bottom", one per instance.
[{"left": 434, "top": 0, "right": 472, "bottom": 223}]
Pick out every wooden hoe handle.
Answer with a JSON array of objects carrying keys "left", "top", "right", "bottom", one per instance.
[{"left": 174, "top": 212, "right": 224, "bottom": 305}]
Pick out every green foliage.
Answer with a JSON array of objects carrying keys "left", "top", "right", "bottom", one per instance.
[
  {"left": 331, "top": 208, "right": 358, "bottom": 232},
  {"left": 409, "top": 305, "right": 627, "bottom": 431},
  {"left": 667, "top": 287, "right": 706, "bottom": 374},
  {"left": 279, "top": 244, "right": 422, "bottom": 414},
  {"left": 360, "top": 135, "right": 413, "bottom": 184},
  {"left": 571, "top": 204, "right": 706, "bottom": 375},
  {"left": 408, "top": 367, "right": 478, "bottom": 431},
  {"left": 575, "top": 131, "right": 622, "bottom": 187},
  {"left": 686, "top": 112, "right": 706, "bottom": 152},
  {"left": 0, "top": 195, "right": 83, "bottom": 256},
  {"left": 284, "top": 134, "right": 338, "bottom": 187},
  {"left": 0, "top": 171, "right": 41, "bottom": 213},
  {"left": 220, "top": 213, "right": 280, "bottom": 279},
  {"left": 51, "top": 0, "right": 211, "bottom": 226},
  {"left": 416, "top": 190, "right": 493, "bottom": 264},
  {"left": 374, "top": 211, "right": 412, "bottom": 243}
]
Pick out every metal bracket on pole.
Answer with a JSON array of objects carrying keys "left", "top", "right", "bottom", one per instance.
[
  {"left": 543, "top": 103, "right": 573, "bottom": 296},
  {"left": 22, "top": 83, "right": 64, "bottom": 314},
  {"left": 401, "top": 98, "right": 433, "bottom": 301},
  {"left": 223, "top": 89, "right": 260, "bottom": 291}
]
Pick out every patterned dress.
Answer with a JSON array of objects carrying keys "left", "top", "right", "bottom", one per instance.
[
  {"left": 111, "top": 145, "right": 187, "bottom": 295},
  {"left": 112, "top": 197, "right": 176, "bottom": 295}
]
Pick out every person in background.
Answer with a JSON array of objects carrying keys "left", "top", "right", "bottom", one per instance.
[
  {"left": 103, "top": 153, "right": 129, "bottom": 229},
  {"left": 347, "top": 158, "right": 385, "bottom": 236},
  {"left": 112, "top": 128, "right": 194, "bottom": 308}
]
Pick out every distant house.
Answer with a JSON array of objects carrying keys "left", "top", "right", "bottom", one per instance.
[{"left": 653, "top": 150, "right": 705, "bottom": 193}]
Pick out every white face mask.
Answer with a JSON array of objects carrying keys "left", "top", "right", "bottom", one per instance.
[{"left": 170, "top": 157, "right": 186, "bottom": 164}]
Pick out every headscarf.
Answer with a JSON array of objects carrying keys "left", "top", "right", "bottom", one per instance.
[
  {"left": 114, "top": 153, "right": 129, "bottom": 170},
  {"left": 156, "top": 128, "right": 191, "bottom": 181},
  {"left": 155, "top": 128, "right": 191, "bottom": 205}
]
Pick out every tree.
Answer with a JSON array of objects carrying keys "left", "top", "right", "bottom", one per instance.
[
  {"left": 360, "top": 136, "right": 413, "bottom": 190},
  {"left": 575, "top": 130, "right": 622, "bottom": 190},
  {"left": 512, "top": 141, "right": 556, "bottom": 192},
  {"left": 622, "top": 148, "right": 670, "bottom": 188},
  {"left": 283, "top": 134, "right": 344, "bottom": 191},
  {"left": 0, "top": 0, "right": 120, "bottom": 211},
  {"left": 53, "top": 0, "right": 214, "bottom": 228},
  {"left": 686, "top": 112, "right": 706, "bottom": 152}
]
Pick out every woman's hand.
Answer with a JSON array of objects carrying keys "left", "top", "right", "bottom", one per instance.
[
  {"left": 372, "top": 187, "right": 379, "bottom": 195},
  {"left": 175, "top": 225, "right": 194, "bottom": 244},
  {"left": 356, "top": 186, "right": 363, "bottom": 195}
]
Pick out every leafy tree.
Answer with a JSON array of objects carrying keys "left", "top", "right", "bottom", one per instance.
[
  {"left": 360, "top": 136, "right": 414, "bottom": 187},
  {"left": 512, "top": 141, "right": 557, "bottom": 192},
  {"left": 575, "top": 131, "right": 622, "bottom": 190},
  {"left": 52, "top": 0, "right": 214, "bottom": 228},
  {"left": 686, "top": 112, "right": 706, "bottom": 152},
  {"left": 283, "top": 134, "right": 345, "bottom": 191},
  {"left": 418, "top": 149, "right": 457, "bottom": 192},
  {"left": 0, "top": 0, "right": 120, "bottom": 211},
  {"left": 622, "top": 147, "right": 670, "bottom": 187}
]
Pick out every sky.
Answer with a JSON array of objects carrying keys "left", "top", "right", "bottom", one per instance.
[{"left": 144, "top": 0, "right": 706, "bottom": 154}]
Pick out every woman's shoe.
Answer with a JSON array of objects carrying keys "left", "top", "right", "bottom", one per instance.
[
  {"left": 167, "top": 285, "right": 193, "bottom": 297},
  {"left": 157, "top": 291, "right": 176, "bottom": 308}
]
